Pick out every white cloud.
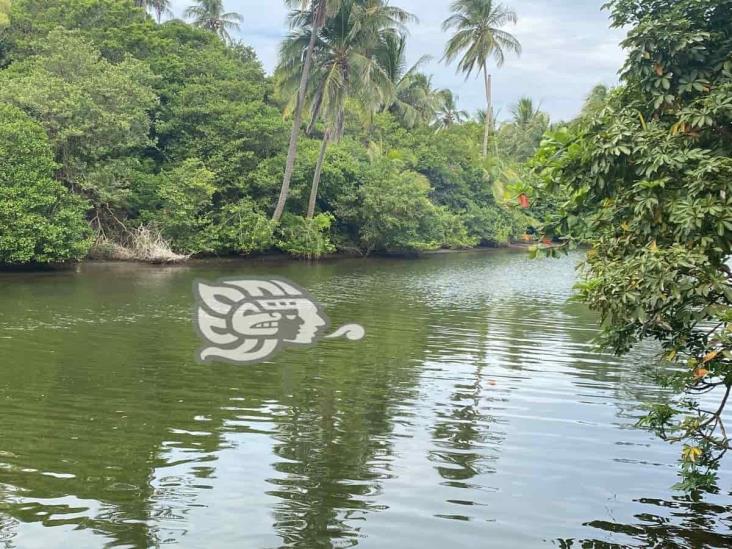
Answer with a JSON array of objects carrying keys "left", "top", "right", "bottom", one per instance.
[{"left": 168, "top": 0, "right": 626, "bottom": 121}]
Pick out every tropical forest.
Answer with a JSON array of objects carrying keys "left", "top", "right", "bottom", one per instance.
[{"left": 0, "top": 0, "right": 730, "bottom": 547}]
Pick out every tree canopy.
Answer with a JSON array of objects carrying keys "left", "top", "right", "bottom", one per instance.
[
  {"left": 0, "top": 0, "right": 537, "bottom": 264},
  {"left": 0, "top": 104, "right": 90, "bottom": 263}
]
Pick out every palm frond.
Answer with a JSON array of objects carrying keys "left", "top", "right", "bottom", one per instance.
[{"left": 442, "top": 0, "right": 520, "bottom": 76}]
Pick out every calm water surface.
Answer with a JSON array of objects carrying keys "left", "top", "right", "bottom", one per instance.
[{"left": 0, "top": 250, "right": 731, "bottom": 548}]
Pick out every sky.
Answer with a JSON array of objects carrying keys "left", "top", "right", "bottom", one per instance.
[{"left": 168, "top": 0, "right": 627, "bottom": 122}]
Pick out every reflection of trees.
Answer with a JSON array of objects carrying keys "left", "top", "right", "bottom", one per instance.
[
  {"left": 0, "top": 313, "right": 237, "bottom": 546},
  {"left": 541, "top": 301, "right": 732, "bottom": 548},
  {"left": 421, "top": 290, "right": 556, "bottom": 521},
  {"left": 427, "top": 307, "right": 506, "bottom": 493},
  {"left": 0, "top": 501, "right": 19, "bottom": 547},
  {"left": 556, "top": 494, "right": 732, "bottom": 548},
  {"left": 0, "top": 261, "right": 433, "bottom": 548},
  {"left": 0, "top": 269, "right": 269, "bottom": 546},
  {"left": 265, "top": 282, "right": 432, "bottom": 548},
  {"left": 3, "top": 252, "right": 730, "bottom": 548},
  {"left": 550, "top": 308, "right": 732, "bottom": 548}
]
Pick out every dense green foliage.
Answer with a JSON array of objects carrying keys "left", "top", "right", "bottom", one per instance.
[
  {"left": 0, "top": 0, "right": 537, "bottom": 263},
  {"left": 0, "top": 29, "right": 158, "bottom": 193},
  {"left": 536, "top": 0, "right": 732, "bottom": 491},
  {"left": 0, "top": 0, "right": 9, "bottom": 26},
  {"left": 0, "top": 104, "right": 90, "bottom": 263}
]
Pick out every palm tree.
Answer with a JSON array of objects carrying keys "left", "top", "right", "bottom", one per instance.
[
  {"left": 305, "top": 1, "right": 412, "bottom": 218},
  {"left": 442, "top": 0, "right": 521, "bottom": 158},
  {"left": 272, "top": 0, "right": 345, "bottom": 222},
  {"left": 494, "top": 96, "right": 548, "bottom": 161},
  {"left": 148, "top": 0, "right": 173, "bottom": 23},
  {"left": 474, "top": 106, "right": 499, "bottom": 125},
  {"left": 431, "top": 89, "right": 468, "bottom": 131},
  {"left": 580, "top": 84, "right": 609, "bottom": 117},
  {"left": 511, "top": 96, "right": 545, "bottom": 128},
  {"left": 279, "top": 0, "right": 413, "bottom": 219},
  {"left": 184, "top": 0, "right": 243, "bottom": 43},
  {"left": 377, "top": 33, "right": 439, "bottom": 129}
]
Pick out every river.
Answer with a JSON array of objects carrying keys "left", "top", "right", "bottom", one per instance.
[{"left": 0, "top": 249, "right": 730, "bottom": 548}]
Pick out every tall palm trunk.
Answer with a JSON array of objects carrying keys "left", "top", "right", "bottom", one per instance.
[
  {"left": 272, "top": 5, "right": 323, "bottom": 222},
  {"left": 307, "top": 128, "right": 331, "bottom": 219},
  {"left": 482, "top": 63, "right": 492, "bottom": 158},
  {"left": 306, "top": 83, "right": 325, "bottom": 135}
]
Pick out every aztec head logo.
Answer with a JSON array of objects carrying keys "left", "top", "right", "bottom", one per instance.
[{"left": 194, "top": 278, "right": 364, "bottom": 364}]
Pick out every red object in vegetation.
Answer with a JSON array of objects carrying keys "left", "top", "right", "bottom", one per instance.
[{"left": 518, "top": 193, "right": 530, "bottom": 209}]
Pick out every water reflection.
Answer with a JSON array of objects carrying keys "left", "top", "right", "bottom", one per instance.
[
  {"left": 557, "top": 494, "right": 732, "bottom": 547},
  {"left": 0, "top": 250, "right": 730, "bottom": 548}
]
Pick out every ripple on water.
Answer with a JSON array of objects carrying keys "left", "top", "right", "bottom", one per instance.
[{"left": 0, "top": 250, "right": 731, "bottom": 548}]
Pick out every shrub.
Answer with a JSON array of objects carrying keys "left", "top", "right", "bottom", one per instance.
[
  {"left": 145, "top": 159, "right": 216, "bottom": 254},
  {"left": 0, "top": 104, "right": 90, "bottom": 263},
  {"left": 437, "top": 208, "right": 480, "bottom": 249},
  {"left": 463, "top": 204, "right": 526, "bottom": 246},
  {"left": 275, "top": 213, "right": 336, "bottom": 259},
  {"left": 212, "top": 199, "right": 274, "bottom": 255},
  {"left": 356, "top": 167, "right": 442, "bottom": 254}
]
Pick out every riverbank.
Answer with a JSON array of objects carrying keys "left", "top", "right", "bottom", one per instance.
[{"left": 0, "top": 242, "right": 547, "bottom": 272}]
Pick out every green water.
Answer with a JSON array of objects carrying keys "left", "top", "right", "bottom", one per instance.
[{"left": 0, "top": 250, "right": 730, "bottom": 548}]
